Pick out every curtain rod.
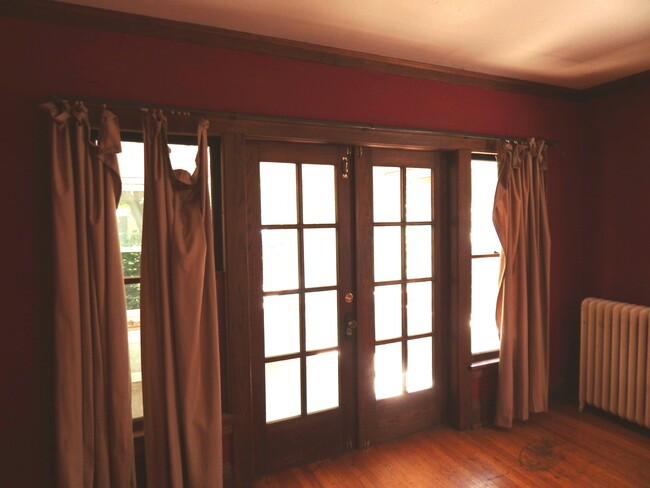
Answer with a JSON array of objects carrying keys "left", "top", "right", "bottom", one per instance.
[{"left": 51, "top": 94, "right": 557, "bottom": 147}]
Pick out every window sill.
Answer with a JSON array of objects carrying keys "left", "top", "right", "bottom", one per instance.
[{"left": 470, "top": 357, "right": 499, "bottom": 371}]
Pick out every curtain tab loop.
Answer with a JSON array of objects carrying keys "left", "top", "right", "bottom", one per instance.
[
  {"left": 72, "top": 101, "right": 89, "bottom": 126},
  {"left": 99, "top": 109, "right": 122, "bottom": 157},
  {"left": 536, "top": 140, "right": 548, "bottom": 170},
  {"left": 40, "top": 101, "right": 71, "bottom": 125}
]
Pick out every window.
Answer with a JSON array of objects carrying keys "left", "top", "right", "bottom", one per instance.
[
  {"left": 117, "top": 140, "right": 145, "bottom": 418},
  {"left": 470, "top": 155, "right": 500, "bottom": 356},
  {"left": 115, "top": 135, "right": 210, "bottom": 419}
]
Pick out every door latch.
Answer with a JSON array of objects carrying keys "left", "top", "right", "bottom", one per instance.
[{"left": 346, "top": 318, "right": 358, "bottom": 336}]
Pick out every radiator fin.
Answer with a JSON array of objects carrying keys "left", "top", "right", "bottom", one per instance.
[{"left": 579, "top": 298, "right": 650, "bottom": 428}]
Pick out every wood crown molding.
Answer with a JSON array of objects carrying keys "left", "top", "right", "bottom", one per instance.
[
  {"left": 0, "top": 0, "right": 582, "bottom": 99},
  {"left": 579, "top": 69, "right": 650, "bottom": 100},
  {"left": 2, "top": 0, "right": 648, "bottom": 100}
]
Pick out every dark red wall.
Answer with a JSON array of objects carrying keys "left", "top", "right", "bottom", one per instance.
[
  {"left": 583, "top": 83, "right": 650, "bottom": 305},
  {"left": 0, "top": 15, "right": 591, "bottom": 487}
]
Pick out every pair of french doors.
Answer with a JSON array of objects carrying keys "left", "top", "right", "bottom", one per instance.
[{"left": 247, "top": 141, "right": 444, "bottom": 473}]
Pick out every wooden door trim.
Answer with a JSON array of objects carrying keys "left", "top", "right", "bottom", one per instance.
[
  {"left": 222, "top": 134, "right": 477, "bottom": 481},
  {"left": 447, "top": 150, "right": 473, "bottom": 430},
  {"left": 354, "top": 146, "right": 375, "bottom": 449},
  {"left": 221, "top": 133, "right": 255, "bottom": 487}
]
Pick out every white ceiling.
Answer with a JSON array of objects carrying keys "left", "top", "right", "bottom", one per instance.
[{"left": 60, "top": 0, "right": 650, "bottom": 89}]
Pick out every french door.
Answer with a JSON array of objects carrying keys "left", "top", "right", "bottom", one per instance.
[{"left": 247, "top": 141, "right": 445, "bottom": 473}]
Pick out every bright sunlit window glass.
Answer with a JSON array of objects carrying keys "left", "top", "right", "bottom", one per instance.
[
  {"left": 265, "top": 359, "right": 301, "bottom": 422},
  {"left": 470, "top": 157, "right": 501, "bottom": 355},
  {"left": 302, "top": 164, "right": 336, "bottom": 224},
  {"left": 373, "top": 167, "right": 401, "bottom": 222},
  {"left": 374, "top": 285, "right": 402, "bottom": 341},
  {"left": 405, "top": 225, "right": 432, "bottom": 279},
  {"left": 373, "top": 226, "right": 401, "bottom": 282},
  {"left": 116, "top": 139, "right": 208, "bottom": 419},
  {"left": 406, "top": 282, "right": 432, "bottom": 336},
  {"left": 261, "top": 229, "right": 299, "bottom": 292},
  {"left": 263, "top": 294, "right": 300, "bottom": 358},
  {"left": 406, "top": 337, "right": 433, "bottom": 392},
  {"left": 405, "top": 168, "right": 432, "bottom": 222},
  {"left": 117, "top": 142, "right": 145, "bottom": 419},
  {"left": 305, "top": 290, "right": 338, "bottom": 352},
  {"left": 374, "top": 343, "right": 403, "bottom": 400},
  {"left": 306, "top": 351, "right": 340, "bottom": 413},
  {"left": 260, "top": 162, "right": 297, "bottom": 225},
  {"left": 372, "top": 164, "right": 435, "bottom": 400},
  {"left": 259, "top": 160, "right": 341, "bottom": 424},
  {"left": 303, "top": 228, "right": 337, "bottom": 288}
]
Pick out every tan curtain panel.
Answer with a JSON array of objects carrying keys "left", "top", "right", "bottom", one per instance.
[
  {"left": 45, "top": 102, "right": 135, "bottom": 487},
  {"left": 141, "top": 113, "right": 223, "bottom": 487},
  {"left": 493, "top": 138, "right": 551, "bottom": 428}
]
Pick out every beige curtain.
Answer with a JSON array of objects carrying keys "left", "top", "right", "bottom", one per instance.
[
  {"left": 493, "top": 138, "right": 551, "bottom": 428},
  {"left": 141, "top": 113, "right": 223, "bottom": 487},
  {"left": 45, "top": 101, "right": 135, "bottom": 487}
]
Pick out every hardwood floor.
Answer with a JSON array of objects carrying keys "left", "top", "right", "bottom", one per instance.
[{"left": 255, "top": 403, "right": 650, "bottom": 487}]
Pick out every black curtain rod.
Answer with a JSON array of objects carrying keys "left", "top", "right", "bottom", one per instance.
[{"left": 50, "top": 94, "right": 557, "bottom": 147}]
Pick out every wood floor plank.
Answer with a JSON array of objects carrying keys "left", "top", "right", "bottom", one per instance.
[{"left": 255, "top": 403, "right": 650, "bottom": 487}]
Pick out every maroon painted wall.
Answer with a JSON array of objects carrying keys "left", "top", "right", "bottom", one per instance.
[
  {"left": 583, "top": 83, "right": 650, "bottom": 305},
  {"left": 0, "top": 15, "right": 587, "bottom": 487}
]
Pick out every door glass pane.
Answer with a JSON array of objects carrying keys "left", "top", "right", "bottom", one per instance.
[
  {"left": 407, "top": 282, "right": 432, "bottom": 336},
  {"left": 373, "top": 226, "right": 401, "bottom": 282},
  {"left": 303, "top": 228, "right": 337, "bottom": 288},
  {"left": 307, "top": 351, "right": 339, "bottom": 413},
  {"left": 260, "top": 162, "right": 297, "bottom": 225},
  {"left": 471, "top": 160, "right": 500, "bottom": 255},
  {"left": 302, "top": 164, "right": 336, "bottom": 224},
  {"left": 406, "top": 337, "right": 433, "bottom": 393},
  {"left": 471, "top": 256, "right": 501, "bottom": 354},
  {"left": 375, "top": 342, "right": 403, "bottom": 400},
  {"left": 305, "top": 290, "right": 338, "bottom": 351},
  {"left": 406, "top": 225, "right": 432, "bottom": 279},
  {"left": 264, "top": 294, "right": 300, "bottom": 358},
  {"left": 406, "top": 168, "right": 432, "bottom": 222},
  {"left": 373, "top": 166, "right": 401, "bottom": 223},
  {"left": 266, "top": 358, "right": 301, "bottom": 422},
  {"left": 374, "top": 285, "right": 402, "bottom": 341},
  {"left": 262, "top": 229, "right": 299, "bottom": 291}
]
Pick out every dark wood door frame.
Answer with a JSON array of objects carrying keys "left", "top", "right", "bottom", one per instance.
[{"left": 222, "top": 138, "right": 479, "bottom": 482}]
